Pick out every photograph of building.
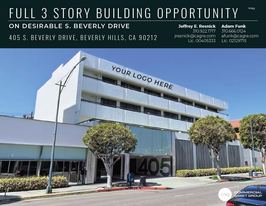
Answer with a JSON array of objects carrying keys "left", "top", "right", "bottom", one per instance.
[{"left": 0, "top": 51, "right": 262, "bottom": 184}]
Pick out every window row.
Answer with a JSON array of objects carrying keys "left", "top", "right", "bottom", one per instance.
[
  {"left": 100, "top": 98, "right": 195, "bottom": 123},
  {"left": 0, "top": 160, "right": 85, "bottom": 180},
  {"left": 100, "top": 75, "right": 218, "bottom": 113}
]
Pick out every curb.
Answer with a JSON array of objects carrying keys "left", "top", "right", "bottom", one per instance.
[
  {"left": 98, "top": 186, "right": 170, "bottom": 192},
  {"left": 0, "top": 189, "right": 98, "bottom": 203},
  {"left": 218, "top": 180, "right": 229, "bottom": 182},
  {"left": 0, "top": 186, "right": 171, "bottom": 202},
  {"left": 199, "top": 179, "right": 217, "bottom": 183},
  {"left": 217, "top": 176, "right": 266, "bottom": 182},
  {"left": 251, "top": 175, "right": 266, "bottom": 179}
]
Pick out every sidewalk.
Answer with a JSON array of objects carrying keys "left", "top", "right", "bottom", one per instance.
[
  {"left": 0, "top": 182, "right": 106, "bottom": 202},
  {"left": 0, "top": 173, "right": 252, "bottom": 202}
]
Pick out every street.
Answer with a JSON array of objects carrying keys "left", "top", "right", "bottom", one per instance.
[{"left": 3, "top": 177, "right": 266, "bottom": 206}]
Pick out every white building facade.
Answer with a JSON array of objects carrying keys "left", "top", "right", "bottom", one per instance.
[
  {"left": 0, "top": 51, "right": 260, "bottom": 184},
  {"left": 35, "top": 51, "right": 229, "bottom": 128}
]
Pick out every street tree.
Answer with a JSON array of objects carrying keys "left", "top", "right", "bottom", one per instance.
[
  {"left": 188, "top": 116, "right": 237, "bottom": 180},
  {"left": 239, "top": 113, "right": 266, "bottom": 174},
  {"left": 82, "top": 123, "right": 137, "bottom": 188},
  {"left": 22, "top": 111, "right": 34, "bottom": 119}
]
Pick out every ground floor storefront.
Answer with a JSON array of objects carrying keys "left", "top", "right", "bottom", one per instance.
[
  {"left": 0, "top": 160, "right": 85, "bottom": 183},
  {"left": 0, "top": 116, "right": 262, "bottom": 184}
]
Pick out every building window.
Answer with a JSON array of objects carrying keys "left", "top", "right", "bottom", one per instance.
[
  {"left": 163, "top": 94, "right": 179, "bottom": 102},
  {"left": 101, "top": 98, "right": 116, "bottom": 107},
  {"left": 120, "top": 102, "right": 140, "bottom": 112},
  {"left": 102, "top": 76, "right": 117, "bottom": 85},
  {"left": 234, "top": 128, "right": 239, "bottom": 133},
  {"left": 207, "top": 107, "right": 218, "bottom": 113},
  {"left": 9, "top": 161, "right": 19, "bottom": 174},
  {"left": 16, "top": 161, "right": 30, "bottom": 176},
  {"left": 121, "top": 82, "right": 141, "bottom": 92},
  {"left": 181, "top": 115, "right": 193, "bottom": 123},
  {"left": 144, "top": 88, "right": 161, "bottom": 97},
  {"left": 164, "top": 112, "right": 178, "bottom": 120},
  {"left": 180, "top": 99, "right": 193, "bottom": 106},
  {"left": 195, "top": 103, "right": 206, "bottom": 109},
  {"left": 144, "top": 107, "right": 161, "bottom": 116},
  {"left": 1, "top": 161, "right": 9, "bottom": 173}
]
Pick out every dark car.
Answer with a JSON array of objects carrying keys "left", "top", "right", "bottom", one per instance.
[{"left": 227, "top": 185, "right": 266, "bottom": 206}]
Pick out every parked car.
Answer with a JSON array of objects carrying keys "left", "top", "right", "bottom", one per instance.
[{"left": 227, "top": 185, "right": 266, "bottom": 206}]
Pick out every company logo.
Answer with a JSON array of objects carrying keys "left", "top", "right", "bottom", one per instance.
[{"left": 218, "top": 188, "right": 232, "bottom": 201}]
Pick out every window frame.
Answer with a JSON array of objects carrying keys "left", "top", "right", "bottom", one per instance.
[
  {"left": 101, "top": 98, "right": 117, "bottom": 108},
  {"left": 181, "top": 115, "right": 194, "bottom": 123},
  {"left": 163, "top": 94, "right": 179, "bottom": 102},
  {"left": 144, "top": 107, "right": 161, "bottom": 116},
  {"left": 180, "top": 99, "right": 193, "bottom": 106},
  {"left": 144, "top": 88, "right": 161, "bottom": 97},
  {"left": 120, "top": 102, "right": 141, "bottom": 112},
  {"left": 121, "top": 82, "right": 141, "bottom": 92},
  {"left": 164, "top": 111, "right": 178, "bottom": 120},
  {"left": 102, "top": 76, "right": 117, "bottom": 85}
]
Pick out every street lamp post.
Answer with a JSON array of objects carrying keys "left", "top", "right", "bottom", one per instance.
[
  {"left": 250, "top": 119, "right": 257, "bottom": 177},
  {"left": 46, "top": 56, "right": 86, "bottom": 194}
]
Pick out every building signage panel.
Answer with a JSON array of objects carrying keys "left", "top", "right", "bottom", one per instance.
[{"left": 112, "top": 66, "right": 173, "bottom": 90}]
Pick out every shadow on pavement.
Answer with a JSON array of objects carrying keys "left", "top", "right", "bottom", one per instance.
[
  {"left": 222, "top": 176, "right": 252, "bottom": 181},
  {"left": 113, "top": 182, "right": 161, "bottom": 187},
  {"left": 0, "top": 195, "right": 22, "bottom": 204},
  {"left": 96, "top": 175, "right": 163, "bottom": 187}
]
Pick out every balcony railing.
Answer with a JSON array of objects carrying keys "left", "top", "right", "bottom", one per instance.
[
  {"left": 83, "top": 75, "right": 228, "bottom": 116},
  {"left": 81, "top": 99, "right": 195, "bottom": 123}
]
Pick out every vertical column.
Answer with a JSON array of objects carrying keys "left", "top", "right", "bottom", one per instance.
[
  {"left": 77, "top": 162, "right": 80, "bottom": 183},
  {"left": 124, "top": 153, "right": 130, "bottom": 181},
  {"left": 13, "top": 161, "right": 19, "bottom": 174},
  {"left": 98, "top": 74, "right": 102, "bottom": 80},
  {"left": 226, "top": 143, "right": 230, "bottom": 168},
  {"left": 36, "top": 146, "right": 43, "bottom": 176},
  {"left": 68, "top": 162, "right": 72, "bottom": 182},
  {"left": 120, "top": 155, "right": 124, "bottom": 180},
  {"left": 27, "top": 161, "right": 31, "bottom": 177},
  {"left": 96, "top": 97, "right": 101, "bottom": 103},
  {"left": 193, "top": 144, "right": 197, "bottom": 169},
  {"left": 0, "top": 161, "right": 2, "bottom": 173},
  {"left": 62, "top": 161, "right": 65, "bottom": 175},
  {"left": 85, "top": 149, "right": 97, "bottom": 184},
  {"left": 7, "top": 161, "right": 10, "bottom": 174},
  {"left": 171, "top": 132, "right": 176, "bottom": 176},
  {"left": 238, "top": 141, "right": 244, "bottom": 167}
]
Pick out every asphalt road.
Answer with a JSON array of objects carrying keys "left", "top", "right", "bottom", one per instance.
[{"left": 4, "top": 178, "right": 266, "bottom": 206}]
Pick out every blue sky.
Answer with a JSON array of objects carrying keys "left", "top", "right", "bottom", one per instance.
[{"left": 0, "top": 49, "right": 265, "bottom": 120}]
